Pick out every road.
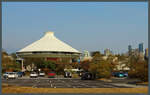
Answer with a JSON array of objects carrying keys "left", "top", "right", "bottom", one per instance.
[{"left": 2, "top": 77, "right": 147, "bottom": 88}]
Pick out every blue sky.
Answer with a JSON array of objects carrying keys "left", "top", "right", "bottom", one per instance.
[{"left": 2, "top": 2, "right": 148, "bottom": 54}]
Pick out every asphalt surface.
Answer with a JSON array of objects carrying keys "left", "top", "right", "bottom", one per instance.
[{"left": 2, "top": 77, "right": 147, "bottom": 88}]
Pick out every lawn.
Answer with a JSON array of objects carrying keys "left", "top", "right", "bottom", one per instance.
[{"left": 2, "top": 84, "right": 148, "bottom": 94}]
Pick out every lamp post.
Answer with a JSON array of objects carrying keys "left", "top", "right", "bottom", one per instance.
[{"left": 21, "top": 59, "right": 24, "bottom": 72}]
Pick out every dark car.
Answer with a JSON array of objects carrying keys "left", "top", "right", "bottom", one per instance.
[
  {"left": 17, "top": 72, "right": 25, "bottom": 77},
  {"left": 48, "top": 72, "right": 56, "bottom": 78},
  {"left": 81, "top": 72, "right": 93, "bottom": 80},
  {"left": 112, "top": 72, "right": 119, "bottom": 77},
  {"left": 123, "top": 72, "right": 128, "bottom": 77}
]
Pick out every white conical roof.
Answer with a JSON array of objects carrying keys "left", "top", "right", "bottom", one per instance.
[{"left": 17, "top": 31, "right": 80, "bottom": 53}]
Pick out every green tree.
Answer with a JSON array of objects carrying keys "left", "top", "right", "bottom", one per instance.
[
  {"left": 34, "top": 60, "right": 45, "bottom": 69},
  {"left": 55, "top": 64, "right": 65, "bottom": 75},
  {"left": 10, "top": 53, "right": 17, "bottom": 59},
  {"left": 44, "top": 61, "right": 56, "bottom": 71}
]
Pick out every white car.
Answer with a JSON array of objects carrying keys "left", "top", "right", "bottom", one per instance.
[
  {"left": 39, "top": 71, "right": 45, "bottom": 77},
  {"left": 3, "top": 72, "right": 18, "bottom": 79},
  {"left": 3, "top": 72, "right": 9, "bottom": 79},
  {"left": 30, "top": 72, "right": 38, "bottom": 78}
]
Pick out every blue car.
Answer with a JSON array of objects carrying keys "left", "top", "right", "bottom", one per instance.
[
  {"left": 113, "top": 72, "right": 125, "bottom": 78},
  {"left": 17, "top": 72, "right": 25, "bottom": 77},
  {"left": 118, "top": 73, "right": 124, "bottom": 77}
]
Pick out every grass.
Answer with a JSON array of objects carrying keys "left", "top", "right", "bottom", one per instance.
[
  {"left": 2, "top": 84, "right": 148, "bottom": 94},
  {"left": 136, "top": 82, "right": 148, "bottom": 85}
]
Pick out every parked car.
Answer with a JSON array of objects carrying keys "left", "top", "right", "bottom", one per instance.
[
  {"left": 113, "top": 72, "right": 124, "bottom": 78},
  {"left": 3, "top": 72, "right": 10, "bottom": 79},
  {"left": 112, "top": 72, "right": 117, "bottom": 77},
  {"left": 123, "top": 72, "right": 128, "bottom": 77},
  {"left": 48, "top": 72, "right": 56, "bottom": 78},
  {"left": 30, "top": 72, "right": 38, "bottom": 78},
  {"left": 3, "top": 72, "right": 18, "bottom": 79},
  {"left": 81, "top": 72, "right": 93, "bottom": 80},
  {"left": 39, "top": 71, "right": 45, "bottom": 77},
  {"left": 64, "top": 72, "right": 68, "bottom": 78},
  {"left": 118, "top": 72, "right": 124, "bottom": 77},
  {"left": 17, "top": 72, "right": 25, "bottom": 77},
  {"left": 64, "top": 72, "right": 72, "bottom": 78}
]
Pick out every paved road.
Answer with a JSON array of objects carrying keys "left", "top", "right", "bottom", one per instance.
[{"left": 2, "top": 77, "right": 147, "bottom": 88}]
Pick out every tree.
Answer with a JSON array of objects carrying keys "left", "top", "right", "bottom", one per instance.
[
  {"left": 88, "top": 60, "right": 112, "bottom": 79},
  {"left": 97, "top": 60, "right": 112, "bottom": 78},
  {"left": 44, "top": 61, "right": 56, "bottom": 71},
  {"left": 2, "top": 51, "right": 21, "bottom": 72},
  {"left": 55, "top": 64, "right": 65, "bottom": 75},
  {"left": 92, "top": 51, "right": 103, "bottom": 63},
  {"left": 116, "top": 54, "right": 127, "bottom": 61},
  {"left": 88, "top": 63, "right": 99, "bottom": 77},
  {"left": 128, "top": 55, "right": 148, "bottom": 82},
  {"left": 72, "top": 62, "right": 79, "bottom": 69},
  {"left": 88, "top": 52, "right": 112, "bottom": 79},
  {"left": 91, "top": 51, "right": 102, "bottom": 57},
  {"left": 11, "top": 61, "right": 21, "bottom": 72},
  {"left": 34, "top": 60, "right": 45, "bottom": 69},
  {"left": 80, "top": 60, "right": 90, "bottom": 71},
  {"left": 10, "top": 53, "right": 17, "bottom": 59}
]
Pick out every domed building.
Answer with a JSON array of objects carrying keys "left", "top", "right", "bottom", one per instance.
[{"left": 16, "top": 31, "right": 81, "bottom": 71}]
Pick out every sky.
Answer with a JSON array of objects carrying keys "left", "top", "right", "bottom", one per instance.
[{"left": 2, "top": 2, "right": 148, "bottom": 54}]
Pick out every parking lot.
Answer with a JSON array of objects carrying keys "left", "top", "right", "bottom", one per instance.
[{"left": 2, "top": 77, "right": 146, "bottom": 88}]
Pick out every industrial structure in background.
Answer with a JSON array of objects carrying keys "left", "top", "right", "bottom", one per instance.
[{"left": 16, "top": 31, "right": 81, "bottom": 71}]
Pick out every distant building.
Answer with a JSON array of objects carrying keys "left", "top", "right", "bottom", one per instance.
[
  {"left": 81, "top": 50, "right": 92, "bottom": 61},
  {"left": 104, "top": 48, "right": 111, "bottom": 56},
  {"left": 83, "top": 50, "right": 90, "bottom": 57},
  {"left": 139, "top": 43, "right": 143, "bottom": 53},
  {"left": 138, "top": 43, "right": 144, "bottom": 58},
  {"left": 128, "top": 45, "right": 132, "bottom": 55}
]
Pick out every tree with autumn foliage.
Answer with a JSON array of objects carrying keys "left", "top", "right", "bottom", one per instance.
[
  {"left": 88, "top": 51, "right": 113, "bottom": 79},
  {"left": 2, "top": 51, "right": 21, "bottom": 73},
  {"left": 128, "top": 55, "right": 148, "bottom": 82}
]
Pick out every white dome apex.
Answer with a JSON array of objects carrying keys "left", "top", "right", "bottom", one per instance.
[
  {"left": 44, "top": 31, "right": 54, "bottom": 37},
  {"left": 17, "top": 31, "right": 80, "bottom": 53}
]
